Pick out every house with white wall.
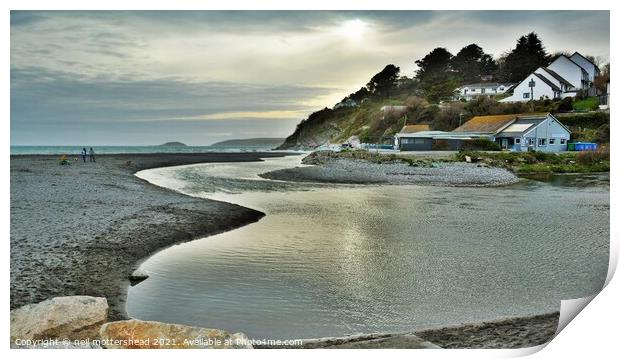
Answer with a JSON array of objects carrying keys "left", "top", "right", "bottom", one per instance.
[
  {"left": 500, "top": 52, "right": 599, "bottom": 103},
  {"left": 455, "top": 83, "right": 513, "bottom": 101},
  {"left": 499, "top": 73, "right": 562, "bottom": 102},
  {"left": 547, "top": 55, "right": 590, "bottom": 92},
  {"left": 569, "top": 52, "right": 600, "bottom": 83}
]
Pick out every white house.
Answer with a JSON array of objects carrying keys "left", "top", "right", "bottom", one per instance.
[
  {"left": 455, "top": 82, "right": 513, "bottom": 101},
  {"left": 500, "top": 52, "right": 599, "bottom": 103},
  {"left": 569, "top": 52, "right": 600, "bottom": 83},
  {"left": 547, "top": 55, "right": 590, "bottom": 92},
  {"left": 500, "top": 72, "right": 562, "bottom": 102},
  {"left": 333, "top": 98, "right": 359, "bottom": 110}
]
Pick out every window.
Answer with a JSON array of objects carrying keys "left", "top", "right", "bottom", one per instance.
[
  {"left": 481, "top": 88, "right": 486, "bottom": 94},
  {"left": 523, "top": 92, "right": 530, "bottom": 99},
  {"left": 499, "top": 87, "right": 504, "bottom": 91},
  {"left": 413, "top": 138, "right": 426, "bottom": 144},
  {"left": 538, "top": 138, "right": 547, "bottom": 146},
  {"left": 528, "top": 138, "right": 535, "bottom": 146},
  {"left": 471, "top": 89, "right": 476, "bottom": 93},
  {"left": 549, "top": 138, "right": 556, "bottom": 145},
  {"left": 560, "top": 139, "right": 567, "bottom": 145},
  {"left": 514, "top": 138, "right": 521, "bottom": 144}
]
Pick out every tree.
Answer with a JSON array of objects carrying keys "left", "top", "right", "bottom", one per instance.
[
  {"left": 414, "top": 47, "right": 453, "bottom": 82},
  {"left": 594, "top": 63, "right": 610, "bottom": 94},
  {"left": 342, "top": 87, "right": 370, "bottom": 103},
  {"left": 450, "top": 44, "right": 498, "bottom": 83},
  {"left": 366, "top": 64, "right": 400, "bottom": 98},
  {"left": 414, "top": 48, "right": 458, "bottom": 102},
  {"left": 498, "top": 32, "right": 550, "bottom": 82}
]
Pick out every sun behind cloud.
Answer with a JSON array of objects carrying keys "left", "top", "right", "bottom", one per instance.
[{"left": 338, "top": 19, "right": 368, "bottom": 41}]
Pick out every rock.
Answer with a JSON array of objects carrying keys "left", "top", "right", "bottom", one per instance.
[
  {"left": 129, "top": 268, "right": 149, "bottom": 286},
  {"left": 99, "top": 320, "right": 252, "bottom": 349},
  {"left": 12, "top": 340, "right": 103, "bottom": 349},
  {"left": 10, "top": 296, "right": 109, "bottom": 343},
  {"left": 465, "top": 155, "right": 472, "bottom": 163},
  {"left": 256, "top": 333, "right": 441, "bottom": 349}
]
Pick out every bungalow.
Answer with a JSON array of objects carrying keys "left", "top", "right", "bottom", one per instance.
[
  {"left": 394, "top": 124, "right": 431, "bottom": 151},
  {"left": 455, "top": 82, "right": 514, "bottom": 101},
  {"left": 394, "top": 113, "right": 570, "bottom": 152}
]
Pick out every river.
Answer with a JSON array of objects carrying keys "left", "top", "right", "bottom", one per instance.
[{"left": 126, "top": 156, "right": 609, "bottom": 340}]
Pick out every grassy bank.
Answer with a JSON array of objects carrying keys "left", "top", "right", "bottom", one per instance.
[
  {"left": 454, "top": 150, "right": 610, "bottom": 174},
  {"left": 304, "top": 149, "right": 610, "bottom": 175}
]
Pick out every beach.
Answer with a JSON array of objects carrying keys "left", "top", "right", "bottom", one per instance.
[{"left": 10, "top": 152, "right": 292, "bottom": 320}]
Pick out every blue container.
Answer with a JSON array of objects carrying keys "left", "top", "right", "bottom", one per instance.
[{"left": 573, "top": 142, "right": 598, "bottom": 151}]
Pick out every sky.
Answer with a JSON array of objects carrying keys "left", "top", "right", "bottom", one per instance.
[{"left": 11, "top": 10, "right": 610, "bottom": 146}]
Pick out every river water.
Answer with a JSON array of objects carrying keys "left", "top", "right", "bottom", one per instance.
[{"left": 127, "top": 156, "right": 609, "bottom": 340}]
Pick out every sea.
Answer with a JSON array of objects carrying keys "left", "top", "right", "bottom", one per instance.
[{"left": 10, "top": 145, "right": 284, "bottom": 155}]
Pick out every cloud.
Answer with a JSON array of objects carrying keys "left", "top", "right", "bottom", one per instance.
[
  {"left": 174, "top": 110, "right": 308, "bottom": 121},
  {"left": 10, "top": 10, "right": 609, "bottom": 145}
]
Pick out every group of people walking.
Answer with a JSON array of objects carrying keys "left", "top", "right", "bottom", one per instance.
[{"left": 81, "top": 147, "right": 96, "bottom": 162}]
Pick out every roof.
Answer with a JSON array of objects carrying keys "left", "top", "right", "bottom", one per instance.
[
  {"left": 396, "top": 130, "right": 491, "bottom": 140},
  {"left": 532, "top": 73, "right": 561, "bottom": 92},
  {"left": 453, "top": 113, "right": 549, "bottom": 134},
  {"left": 458, "top": 82, "right": 513, "bottom": 89},
  {"left": 540, "top": 67, "right": 574, "bottom": 88},
  {"left": 553, "top": 55, "right": 588, "bottom": 76},
  {"left": 400, "top": 124, "right": 431, "bottom": 133},
  {"left": 571, "top": 52, "right": 600, "bottom": 72}
]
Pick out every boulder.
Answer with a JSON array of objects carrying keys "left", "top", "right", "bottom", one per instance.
[
  {"left": 129, "top": 268, "right": 149, "bottom": 286},
  {"left": 11, "top": 296, "right": 109, "bottom": 343},
  {"left": 99, "top": 319, "right": 252, "bottom": 349}
]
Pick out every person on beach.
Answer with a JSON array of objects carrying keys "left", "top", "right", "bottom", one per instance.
[
  {"left": 81, "top": 148, "right": 87, "bottom": 162},
  {"left": 89, "top": 147, "right": 96, "bottom": 162}
]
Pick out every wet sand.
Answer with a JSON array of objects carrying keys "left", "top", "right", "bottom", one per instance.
[{"left": 10, "top": 152, "right": 293, "bottom": 320}]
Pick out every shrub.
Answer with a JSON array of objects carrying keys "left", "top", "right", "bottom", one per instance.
[
  {"left": 557, "top": 97, "right": 573, "bottom": 112},
  {"left": 461, "top": 138, "right": 501, "bottom": 151},
  {"left": 576, "top": 149, "right": 610, "bottom": 165}
]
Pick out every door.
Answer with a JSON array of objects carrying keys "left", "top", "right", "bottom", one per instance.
[{"left": 501, "top": 138, "right": 508, "bottom": 149}]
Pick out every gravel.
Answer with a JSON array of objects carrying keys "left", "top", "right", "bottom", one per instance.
[{"left": 260, "top": 158, "right": 519, "bottom": 187}]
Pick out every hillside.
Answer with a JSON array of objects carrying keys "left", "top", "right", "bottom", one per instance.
[
  {"left": 211, "top": 137, "right": 285, "bottom": 148},
  {"left": 277, "top": 33, "right": 609, "bottom": 150},
  {"left": 276, "top": 95, "right": 609, "bottom": 150}
]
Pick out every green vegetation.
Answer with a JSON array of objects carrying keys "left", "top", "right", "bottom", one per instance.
[
  {"left": 278, "top": 31, "right": 610, "bottom": 150},
  {"left": 454, "top": 150, "right": 610, "bottom": 174},
  {"left": 460, "top": 139, "right": 502, "bottom": 151},
  {"left": 571, "top": 96, "right": 599, "bottom": 111}
]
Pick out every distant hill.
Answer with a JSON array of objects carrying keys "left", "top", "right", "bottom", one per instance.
[
  {"left": 159, "top": 141, "right": 187, "bottom": 146},
  {"left": 210, "top": 138, "right": 285, "bottom": 148}
]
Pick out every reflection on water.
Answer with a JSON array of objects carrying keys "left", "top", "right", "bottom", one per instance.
[{"left": 127, "top": 156, "right": 609, "bottom": 339}]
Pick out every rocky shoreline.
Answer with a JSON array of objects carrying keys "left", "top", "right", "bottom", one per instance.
[
  {"left": 260, "top": 151, "right": 519, "bottom": 186},
  {"left": 10, "top": 295, "right": 559, "bottom": 349}
]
